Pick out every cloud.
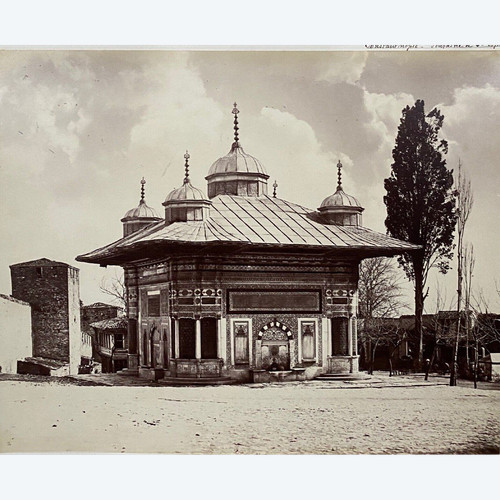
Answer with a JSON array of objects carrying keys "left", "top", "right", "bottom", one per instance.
[
  {"left": 248, "top": 107, "right": 353, "bottom": 208},
  {"left": 362, "top": 90, "right": 415, "bottom": 155},
  {"left": 356, "top": 90, "right": 415, "bottom": 231},
  {"left": 316, "top": 52, "right": 368, "bottom": 85}
]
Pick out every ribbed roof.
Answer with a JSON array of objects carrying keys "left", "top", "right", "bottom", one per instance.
[
  {"left": 164, "top": 179, "right": 207, "bottom": 203},
  {"left": 123, "top": 200, "right": 160, "bottom": 219},
  {"left": 77, "top": 195, "right": 420, "bottom": 264},
  {"left": 320, "top": 187, "right": 361, "bottom": 209},
  {"left": 207, "top": 143, "right": 267, "bottom": 177}
]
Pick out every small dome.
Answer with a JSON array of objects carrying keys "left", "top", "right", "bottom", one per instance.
[
  {"left": 207, "top": 143, "right": 267, "bottom": 177},
  {"left": 163, "top": 151, "right": 212, "bottom": 225},
  {"left": 318, "top": 160, "right": 363, "bottom": 226},
  {"left": 319, "top": 187, "right": 361, "bottom": 209},
  {"left": 123, "top": 200, "right": 160, "bottom": 219},
  {"left": 165, "top": 179, "right": 207, "bottom": 203},
  {"left": 121, "top": 178, "right": 162, "bottom": 237}
]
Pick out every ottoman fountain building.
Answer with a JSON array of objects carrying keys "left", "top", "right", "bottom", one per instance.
[{"left": 77, "top": 104, "right": 418, "bottom": 383}]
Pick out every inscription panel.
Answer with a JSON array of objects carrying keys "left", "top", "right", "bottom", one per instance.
[{"left": 228, "top": 289, "right": 321, "bottom": 313}]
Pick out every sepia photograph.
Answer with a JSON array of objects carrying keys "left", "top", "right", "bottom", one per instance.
[{"left": 0, "top": 44, "right": 499, "bottom": 462}]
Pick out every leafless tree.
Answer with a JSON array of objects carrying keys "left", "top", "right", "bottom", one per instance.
[
  {"left": 450, "top": 160, "right": 474, "bottom": 386},
  {"left": 358, "top": 257, "right": 408, "bottom": 319},
  {"left": 424, "top": 283, "right": 453, "bottom": 380},
  {"left": 99, "top": 270, "right": 126, "bottom": 309},
  {"left": 360, "top": 318, "right": 406, "bottom": 375},
  {"left": 358, "top": 257, "right": 408, "bottom": 373},
  {"left": 470, "top": 273, "right": 500, "bottom": 380}
]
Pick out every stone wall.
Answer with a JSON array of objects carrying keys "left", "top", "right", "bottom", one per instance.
[{"left": 11, "top": 263, "right": 72, "bottom": 363}]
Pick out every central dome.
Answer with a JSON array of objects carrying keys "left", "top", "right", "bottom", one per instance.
[
  {"left": 207, "top": 143, "right": 267, "bottom": 177},
  {"left": 206, "top": 103, "right": 269, "bottom": 199}
]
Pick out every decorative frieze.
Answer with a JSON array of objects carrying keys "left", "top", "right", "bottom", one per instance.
[{"left": 168, "top": 288, "right": 223, "bottom": 316}]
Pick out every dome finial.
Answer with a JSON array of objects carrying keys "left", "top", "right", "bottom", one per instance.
[
  {"left": 337, "top": 160, "right": 343, "bottom": 190},
  {"left": 273, "top": 180, "right": 278, "bottom": 198},
  {"left": 232, "top": 102, "right": 240, "bottom": 147},
  {"left": 184, "top": 150, "right": 190, "bottom": 184},
  {"left": 140, "top": 177, "right": 146, "bottom": 203}
]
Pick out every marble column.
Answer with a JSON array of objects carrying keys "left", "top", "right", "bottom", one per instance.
[
  {"left": 321, "top": 318, "right": 329, "bottom": 367},
  {"left": 174, "top": 318, "right": 180, "bottom": 359},
  {"left": 348, "top": 316, "right": 353, "bottom": 357},
  {"left": 195, "top": 318, "right": 202, "bottom": 360},
  {"left": 352, "top": 316, "right": 358, "bottom": 356},
  {"left": 217, "top": 317, "right": 224, "bottom": 359}
]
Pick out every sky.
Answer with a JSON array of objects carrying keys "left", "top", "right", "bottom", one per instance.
[{"left": 0, "top": 49, "right": 499, "bottom": 314}]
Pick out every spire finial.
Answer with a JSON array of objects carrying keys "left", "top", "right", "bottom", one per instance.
[
  {"left": 184, "top": 150, "right": 190, "bottom": 184},
  {"left": 273, "top": 180, "right": 278, "bottom": 198},
  {"left": 140, "top": 177, "right": 146, "bottom": 203},
  {"left": 232, "top": 102, "right": 240, "bottom": 146},
  {"left": 337, "top": 160, "right": 343, "bottom": 190}
]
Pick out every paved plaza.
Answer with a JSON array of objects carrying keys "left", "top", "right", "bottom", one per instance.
[{"left": 1, "top": 375, "right": 498, "bottom": 454}]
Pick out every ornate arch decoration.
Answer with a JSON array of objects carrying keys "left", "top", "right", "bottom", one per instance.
[{"left": 257, "top": 319, "right": 293, "bottom": 340}]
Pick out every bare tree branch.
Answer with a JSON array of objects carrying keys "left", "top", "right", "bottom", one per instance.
[
  {"left": 99, "top": 270, "right": 126, "bottom": 309},
  {"left": 358, "top": 257, "right": 408, "bottom": 319}
]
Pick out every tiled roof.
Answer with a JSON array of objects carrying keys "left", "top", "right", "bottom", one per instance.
[
  {"left": 90, "top": 317, "right": 128, "bottom": 330},
  {"left": 77, "top": 195, "right": 420, "bottom": 263},
  {"left": 83, "top": 302, "right": 119, "bottom": 309}
]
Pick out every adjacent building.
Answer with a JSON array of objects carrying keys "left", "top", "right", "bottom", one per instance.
[
  {"left": 77, "top": 104, "right": 419, "bottom": 383},
  {"left": 0, "top": 294, "right": 32, "bottom": 373},
  {"left": 10, "top": 258, "right": 83, "bottom": 375},
  {"left": 91, "top": 317, "right": 128, "bottom": 373}
]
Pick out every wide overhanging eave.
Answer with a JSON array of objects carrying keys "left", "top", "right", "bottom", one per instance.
[{"left": 76, "top": 238, "right": 421, "bottom": 267}]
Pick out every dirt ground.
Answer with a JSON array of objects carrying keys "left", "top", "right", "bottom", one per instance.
[{"left": 1, "top": 375, "right": 498, "bottom": 454}]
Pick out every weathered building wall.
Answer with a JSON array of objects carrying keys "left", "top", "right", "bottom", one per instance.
[
  {"left": 11, "top": 263, "right": 71, "bottom": 362},
  {"left": 0, "top": 295, "right": 32, "bottom": 373}
]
